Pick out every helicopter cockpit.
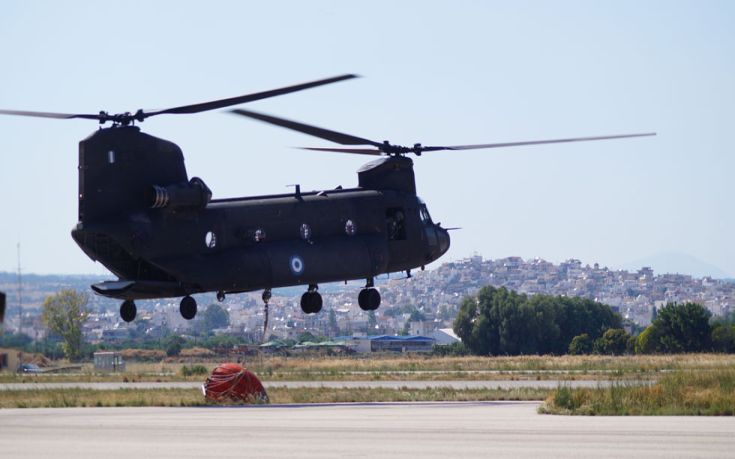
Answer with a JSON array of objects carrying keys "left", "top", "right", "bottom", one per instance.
[
  {"left": 418, "top": 199, "right": 433, "bottom": 226},
  {"left": 417, "top": 197, "right": 450, "bottom": 259}
]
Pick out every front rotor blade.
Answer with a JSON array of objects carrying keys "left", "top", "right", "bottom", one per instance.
[
  {"left": 146, "top": 74, "right": 359, "bottom": 117},
  {"left": 433, "top": 132, "right": 656, "bottom": 151},
  {"left": 0, "top": 109, "right": 101, "bottom": 121},
  {"left": 231, "top": 109, "right": 381, "bottom": 146},
  {"left": 300, "top": 147, "right": 384, "bottom": 155}
]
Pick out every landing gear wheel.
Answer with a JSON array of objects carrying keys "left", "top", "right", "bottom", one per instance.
[
  {"left": 300, "top": 290, "right": 322, "bottom": 314},
  {"left": 180, "top": 295, "right": 197, "bottom": 320},
  {"left": 358, "top": 289, "right": 368, "bottom": 310},
  {"left": 358, "top": 288, "right": 381, "bottom": 311},
  {"left": 120, "top": 300, "right": 136, "bottom": 322},
  {"left": 310, "top": 292, "right": 323, "bottom": 313},
  {"left": 216, "top": 291, "right": 226, "bottom": 302}
]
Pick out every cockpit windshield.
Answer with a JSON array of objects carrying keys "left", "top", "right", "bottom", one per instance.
[{"left": 418, "top": 198, "right": 433, "bottom": 224}]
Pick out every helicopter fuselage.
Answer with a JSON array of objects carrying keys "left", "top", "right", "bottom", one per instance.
[{"left": 70, "top": 126, "right": 449, "bottom": 301}]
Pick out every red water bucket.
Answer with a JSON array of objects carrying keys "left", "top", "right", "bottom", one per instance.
[{"left": 202, "top": 363, "right": 269, "bottom": 403}]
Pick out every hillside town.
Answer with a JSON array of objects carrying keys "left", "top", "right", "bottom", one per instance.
[{"left": 2, "top": 256, "right": 734, "bottom": 344}]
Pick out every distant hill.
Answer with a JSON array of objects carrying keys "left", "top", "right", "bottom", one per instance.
[{"left": 621, "top": 252, "right": 733, "bottom": 279}]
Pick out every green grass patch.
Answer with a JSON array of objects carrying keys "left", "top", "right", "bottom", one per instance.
[{"left": 539, "top": 368, "right": 735, "bottom": 415}]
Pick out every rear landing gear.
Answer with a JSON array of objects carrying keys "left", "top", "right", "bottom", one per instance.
[
  {"left": 358, "top": 277, "right": 381, "bottom": 311},
  {"left": 180, "top": 295, "right": 197, "bottom": 320},
  {"left": 300, "top": 284, "right": 322, "bottom": 314},
  {"left": 120, "top": 299, "right": 136, "bottom": 322}
]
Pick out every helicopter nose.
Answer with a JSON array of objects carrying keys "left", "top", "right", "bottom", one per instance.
[{"left": 436, "top": 225, "right": 450, "bottom": 256}]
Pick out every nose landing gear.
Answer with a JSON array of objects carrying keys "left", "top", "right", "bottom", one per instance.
[
  {"left": 300, "top": 284, "right": 322, "bottom": 314},
  {"left": 180, "top": 295, "right": 197, "bottom": 320},
  {"left": 120, "top": 299, "right": 136, "bottom": 322},
  {"left": 358, "top": 277, "right": 381, "bottom": 311}
]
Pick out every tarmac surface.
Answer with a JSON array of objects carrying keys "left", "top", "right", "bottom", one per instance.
[
  {"left": 0, "top": 379, "right": 641, "bottom": 391},
  {"left": 1, "top": 401, "right": 733, "bottom": 458}
]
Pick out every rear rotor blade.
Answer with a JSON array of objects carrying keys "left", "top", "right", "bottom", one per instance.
[
  {"left": 0, "top": 109, "right": 101, "bottom": 121},
  {"left": 431, "top": 132, "right": 656, "bottom": 151},
  {"left": 146, "top": 74, "right": 359, "bottom": 118},
  {"left": 231, "top": 109, "right": 381, "bottom": 146}
]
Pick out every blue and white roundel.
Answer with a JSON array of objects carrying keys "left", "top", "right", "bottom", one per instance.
[{"left": 289, "top": 255, "right": 304, "bottom": 276}]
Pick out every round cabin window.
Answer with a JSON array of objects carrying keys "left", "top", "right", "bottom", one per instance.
[
  {"left": 345, "top": 219, "right": 356, "bottom": 236},
  {"left": 254, "top": 228, "right": 266, "bottom": 242},
  {"left": 205, "top": 231, "right": 217, "bottom": 248}
]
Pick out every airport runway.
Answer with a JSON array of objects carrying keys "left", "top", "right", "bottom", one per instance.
[
  {"left": 0, "top": 379, "right": 642, "bottom": 391},
  {"left": 1, "top": 402, "right": 733, "bottom": 458}
]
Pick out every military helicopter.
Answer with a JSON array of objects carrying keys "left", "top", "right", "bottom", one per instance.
[{"left": 0, "top": 75, "right": 654, "bottom": 330}]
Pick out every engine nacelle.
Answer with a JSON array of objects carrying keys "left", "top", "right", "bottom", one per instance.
[{"left": 148, "top": 177, "right": 212, "bottom": 210}]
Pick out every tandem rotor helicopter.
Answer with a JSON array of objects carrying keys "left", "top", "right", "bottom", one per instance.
[{"left": 1, "top": 74, "right": 654, "bottom": 332}]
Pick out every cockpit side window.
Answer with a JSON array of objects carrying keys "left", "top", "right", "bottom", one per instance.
[
  {"left": 386, "top": 207, "right": 407, "bottom": 240},
  {"left": 419, "top": 204, "right": 432, "bottom": 224}
]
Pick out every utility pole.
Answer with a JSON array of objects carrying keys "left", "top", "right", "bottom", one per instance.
[{"left": 17, "top": 243, "right": 22, "bottom": 334}]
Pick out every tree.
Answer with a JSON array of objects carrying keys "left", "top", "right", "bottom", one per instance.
[
  {"left": 408, "top": 309, "right": 426, "bottom": 322},
  {"left": 0, "top": 332, "right": 33, "bottom": 350},
  {"left": 453, "top": 286, "right": 621, "bottom": 356},
  {"left": 382, "top": 307, "right": 402, "bottom": 318},
  {"left": 568, "top": 333, "right": 593, "bottom": 355},
  {"left": 328, "top": 308, "right": 339, "bottom": 335},
  {"left": 711, "top": 324, "right": 735, "bottom": 353},
  {"left": 635, "top": 325, "right": 663, "bottom": 354},
  {"left": 651, "top": 302, "right": 712, "bottom": 353},
  {"left": 296, "top": 332, "right": 321, "bottom": 343},
  {"left": 201, "top": 303, "right": 229, "bottom": 332},
  {"left": 593, "top": 328, "right": 630, "bottom": 355},
  {"left": 41, "top": 289, "right": 90, "bottom": 361},
  {"left": 438, "top": 304, "right": 455, "bottom": 321},
  {"left": 163, "top": 335, "right": 185, "bottom": 356}
]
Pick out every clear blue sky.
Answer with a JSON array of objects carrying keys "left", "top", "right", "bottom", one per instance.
[{"left": 1, "top": 1, "right": 733, "bottom": 277}]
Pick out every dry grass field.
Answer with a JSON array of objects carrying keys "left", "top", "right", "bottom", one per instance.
[{"left": 3, "top": 354, "right": 735, "bottom": 384}]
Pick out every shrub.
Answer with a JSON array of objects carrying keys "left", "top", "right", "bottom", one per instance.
[
  {"left": 180, "top": 347, "right": 215, "bottom": 358},
  {"left": 712, "top": 324, "right": 735, "bottom": 353},
  {"left": 568, "top": 334, "right": 593, "bottom": 355},
  {"left": 119, "top": 348, "right": 166, "bottom": 361},
  {"left": 180, "top": 364, "right": 209, "bottom": 377},
  {"left": 593, "top": 328, "right": 630, "bottom": 355},
  {"left": 432, "top": 342, "right": 469, "bottom": 356}
]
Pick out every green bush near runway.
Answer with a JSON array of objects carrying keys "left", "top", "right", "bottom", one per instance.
[
  {"left": 0, "top": 387, "right": 549, "bottom": 408},
  {"left": 539, "top": 369, "right": 735, "bottom": 415}
]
